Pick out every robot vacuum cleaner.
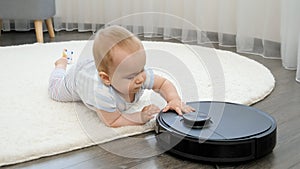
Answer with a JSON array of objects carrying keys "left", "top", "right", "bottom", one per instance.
[{"left": 155, "top": 101, "right": 277, "bottom": 163}]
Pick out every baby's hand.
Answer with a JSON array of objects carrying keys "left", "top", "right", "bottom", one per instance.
[
  {"left": 162, "top": 99, "right": 195, "bottom": 116},
  {"left": 141, "top": 104, "right": 160, "bottom": 123},
  {"left": 55, "top": 57, "right": 68, "bottom": 69}
]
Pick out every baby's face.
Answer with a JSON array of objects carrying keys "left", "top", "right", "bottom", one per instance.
[{"left": 109, "top": 46, "right": 146, "bottom": 98}]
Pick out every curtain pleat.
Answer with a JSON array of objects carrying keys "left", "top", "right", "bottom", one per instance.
[{"left": 280, "top": 0, "right": 300, "bottom": 82}]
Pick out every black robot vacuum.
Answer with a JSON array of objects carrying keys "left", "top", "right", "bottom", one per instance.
[{"left": 155, "top": 101, "right": 277, "bottom": 163}]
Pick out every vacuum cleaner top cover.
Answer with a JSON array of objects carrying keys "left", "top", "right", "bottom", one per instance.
[{"left": 158, "top": 102, "right": 273, "bottom": 140}]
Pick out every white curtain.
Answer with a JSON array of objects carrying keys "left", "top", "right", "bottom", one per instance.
[
  {"left": 2, "top": 0, "right": 300, "bottom": 82},
  {"left": 281, "top": 0, "right": 300, "bottom": 82}
]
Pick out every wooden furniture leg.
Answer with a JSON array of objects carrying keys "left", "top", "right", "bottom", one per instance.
[
  {"left": 0, "top": 19, "right": 2, "bottom": 36},
  {"left": 34, "top": 20, "right": 43, "bottom": 43},
  {"left": 45, "top": 18, "right": 55, "bottom": 38}
]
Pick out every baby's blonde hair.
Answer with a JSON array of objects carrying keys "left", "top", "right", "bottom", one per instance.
[{"left": 93, "top": 25, "right": 142, "bottom": 74}]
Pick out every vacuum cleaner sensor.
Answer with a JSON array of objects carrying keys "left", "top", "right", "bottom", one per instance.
[
  {"left": 182, "top": 111, "right": 211, "bottom": 129},
  {"left": 155, "top": 101, "right": 277, "bottom": 163}
]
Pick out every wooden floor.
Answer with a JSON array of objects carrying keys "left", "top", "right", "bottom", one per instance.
[{"left": 1, "top": 30, "right": 300, "bottom": 169}]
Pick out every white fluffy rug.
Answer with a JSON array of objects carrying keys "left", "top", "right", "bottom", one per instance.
[{"left": 0, "top": 41, "right": 275, "bottom": 166}]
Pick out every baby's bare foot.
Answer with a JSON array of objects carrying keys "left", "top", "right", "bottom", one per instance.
[{"left": 55, "top": 57, "right": 68, "bottom": 69}]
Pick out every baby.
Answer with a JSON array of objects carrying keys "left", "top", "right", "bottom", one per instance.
[{"left": 49, "top": 25, "right": 194, "bottom": 127}]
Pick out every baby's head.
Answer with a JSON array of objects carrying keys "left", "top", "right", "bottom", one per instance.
[
  {"left": 93, "top": 26, "right": 147, "bottom": 96},
  {"left": 93, "top": 25, "right": 144, "bottom": 75}
]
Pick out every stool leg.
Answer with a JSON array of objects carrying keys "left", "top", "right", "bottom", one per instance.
[
  {"left": 45, "top": 18, "right": 55, "bottom": 38},
  {"left": 34, "top": 20, "right": 44, "bottom": 43},
  {"left": 0, "top": 19, "right": 2, "bottom": 36}
]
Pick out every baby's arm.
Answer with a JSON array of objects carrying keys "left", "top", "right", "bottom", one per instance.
[
  {"left": 152, "top": 75, "right": 195, "bottom": 115},
  {"left": 96, "top": 104, "right": 160, "bottom": 127}
]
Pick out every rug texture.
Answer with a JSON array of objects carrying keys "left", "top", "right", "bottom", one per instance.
[{"left": 0, "top": 41, "right": 275, "bottom": 166}]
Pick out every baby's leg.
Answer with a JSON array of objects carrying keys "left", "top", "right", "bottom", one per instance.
[{"left": 48, "top": 63, "right": 80, "bottom": 102}]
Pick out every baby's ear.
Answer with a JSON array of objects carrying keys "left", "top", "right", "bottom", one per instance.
[{"left": 99, "top": 72, "right": 111, "bottom": 86}]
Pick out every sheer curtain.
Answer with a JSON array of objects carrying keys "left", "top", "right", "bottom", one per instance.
[
  {"left": 1, "top": 0, "right": 299, "bottom": 82},
  {"left": 281, "top": 0, "right": 300, "bottom": 82}
]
